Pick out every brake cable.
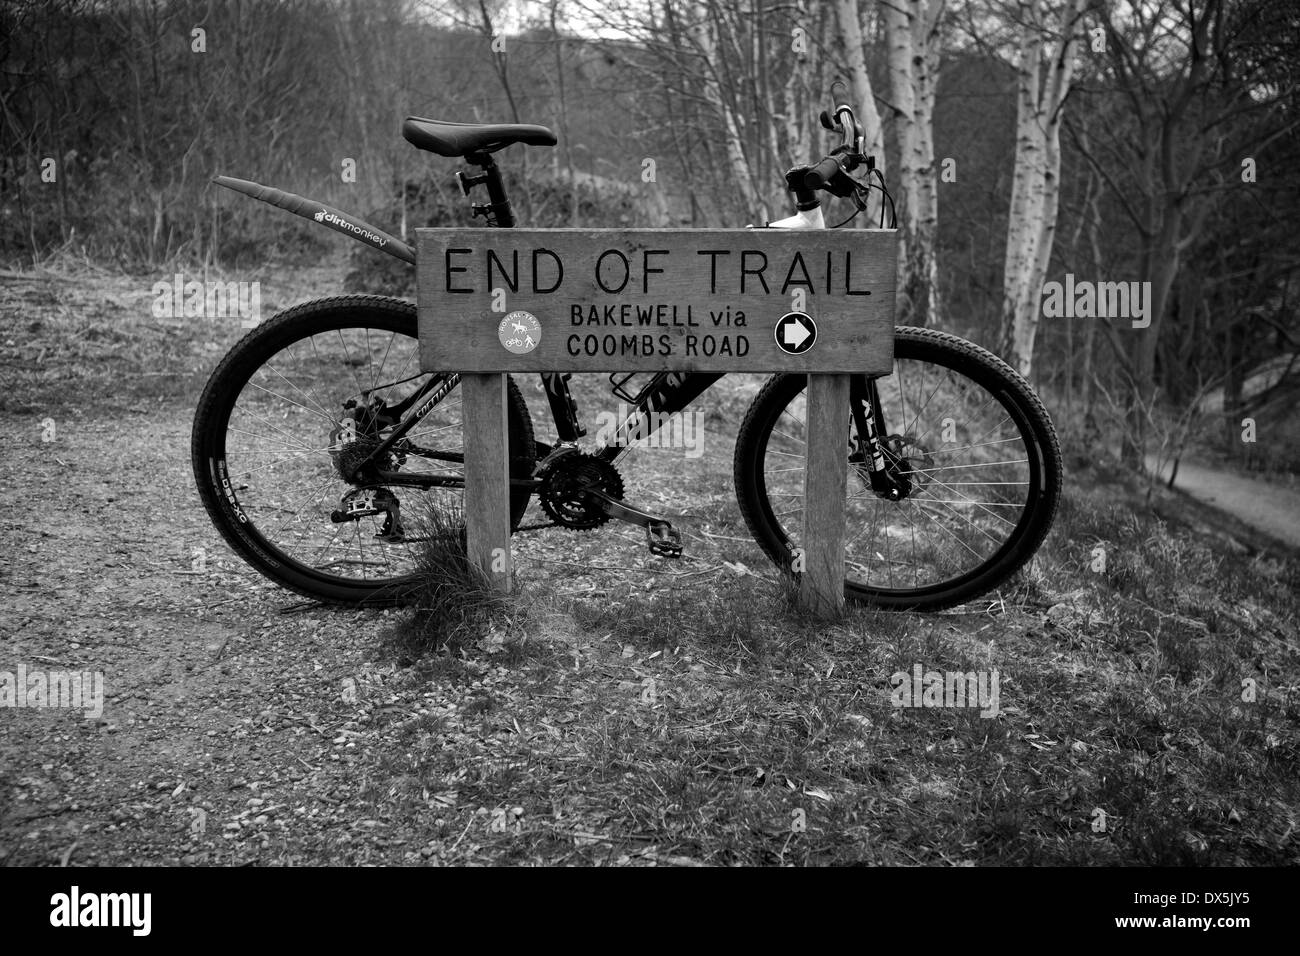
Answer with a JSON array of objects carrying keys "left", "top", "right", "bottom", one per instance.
[
  {"left": 826, "top": 165, "right": 898, "bottom": 230},
  {"left": 829, "top": 197, "right": 866, "bottom": 229}
]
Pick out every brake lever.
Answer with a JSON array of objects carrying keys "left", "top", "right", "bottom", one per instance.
[{"left": 824, "top": 168, "right": 858, "bottom": 199}]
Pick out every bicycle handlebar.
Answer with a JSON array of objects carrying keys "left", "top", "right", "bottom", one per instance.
[
  {"left": 802, "top": 97, "right": 870, "bottom": 198},
  {"left": 804, "top": 155, "right": 845, "bottom": 190},
  {"left": 775, "top": 93, "right": 897, "bottom": 226}
]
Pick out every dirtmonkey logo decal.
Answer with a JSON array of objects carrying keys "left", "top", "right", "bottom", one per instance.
[
  {"left": 499, "top": 311, "right": 541, "bottom": 354},
  {"left": 312, "top": 208, "right": 389, "bottom": 247}
]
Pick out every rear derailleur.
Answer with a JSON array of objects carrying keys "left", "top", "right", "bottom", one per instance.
[
  {"left": 327, "top": 397, "right": 406, "bottom": 542},
  {"left": 330, "top": 487, "right": 405, "bottom": 542}
]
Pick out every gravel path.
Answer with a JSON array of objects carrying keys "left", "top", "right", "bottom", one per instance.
[
  {"left": 1146, "top": 455, "right": 1300, "bottom": 550},
  {"left": 0, "top": 407, "right": 436, "bottom": 864}
]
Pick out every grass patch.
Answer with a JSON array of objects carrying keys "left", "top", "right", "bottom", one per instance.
[
  {"left": 371, "top": 464, "right": 1300, "bottom": 865},
  {"left": 388, "top": 502, "right": 517, "bottom": 661}
]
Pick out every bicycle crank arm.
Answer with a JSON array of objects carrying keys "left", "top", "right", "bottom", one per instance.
[
  {"left": 583, "top": 489, "right": 683, "bottom": 558},
  {"left": 368, "top": 472, "right": 539, "bottom": 491}
]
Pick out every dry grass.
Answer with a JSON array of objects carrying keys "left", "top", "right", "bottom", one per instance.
[
  {"left": 382, "top": 462, "right": 1300, "bottom": 864},
  {"left": 391, "top": 501, "right": 513, "bottom": 658},
  {"left": 0, "top": 249, "right": 344, "bottom": 415}
]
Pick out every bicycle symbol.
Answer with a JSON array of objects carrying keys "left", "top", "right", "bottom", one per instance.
[{"left": 498, "top": 310, "right": 541, "bottom": 354}]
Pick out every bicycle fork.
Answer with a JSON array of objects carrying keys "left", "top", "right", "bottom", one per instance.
[{"left": 850, "top": 375, "right": 910, "bottom": 501}]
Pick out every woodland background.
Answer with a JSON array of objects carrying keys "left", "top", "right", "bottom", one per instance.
[
  {"left": 2, "top": 0, "right": 1298, "bottom": 473},
  {"left": 3, "top": 0, "right": 1300, "bottom": 868}
]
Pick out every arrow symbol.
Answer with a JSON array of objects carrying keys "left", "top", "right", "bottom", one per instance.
[{"left": 782, "top": 318, "right": 810, "bottom": 348}]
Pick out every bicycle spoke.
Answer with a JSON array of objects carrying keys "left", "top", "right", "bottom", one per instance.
[{"left": 257, "top": 360, "right": 339, "bottom": 425}]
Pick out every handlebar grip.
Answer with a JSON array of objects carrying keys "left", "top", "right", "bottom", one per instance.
[{"left": 804, "top": 156, "right": 844, "bottom": 190}]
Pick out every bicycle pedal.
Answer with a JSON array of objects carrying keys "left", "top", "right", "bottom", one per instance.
[{"left": 646, "top": 521, "right": 682, "bottom": 559}]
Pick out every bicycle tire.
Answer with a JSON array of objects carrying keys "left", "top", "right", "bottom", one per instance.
[{"left": 733, "top": 326, "right": 1062, "bottom": 611}]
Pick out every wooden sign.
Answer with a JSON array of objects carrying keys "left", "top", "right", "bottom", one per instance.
[
  {"left": 416, "top": 226, "right": 898, "bottom": 616},
  {"left": 417, "top": 228, "right": 896, "bottom": 374}
]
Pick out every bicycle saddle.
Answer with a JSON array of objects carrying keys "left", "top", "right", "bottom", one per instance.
[{"left": 402, "top": 117, "right": 557, "bottom": 157}]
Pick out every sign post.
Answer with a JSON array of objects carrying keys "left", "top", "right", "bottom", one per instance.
[
  {"left": 459, "top": 373, "right": 512, "bottom": 591},
  {"left": 417, "top": 227, "right": 896, "bottom": 614},
  {"left": 800, "top": 374, "right": 850, "bottom": 615}
]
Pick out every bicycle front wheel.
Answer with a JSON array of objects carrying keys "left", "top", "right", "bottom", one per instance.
[
  {"left": 734, "top": 326, "right": 1062, "bottom": 611},
  {"left": 191, "top": 295, "right": 536, "bottom": 605}
]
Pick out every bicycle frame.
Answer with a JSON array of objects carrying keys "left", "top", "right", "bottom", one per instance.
[{"left": 212, "top": 131, "right": 899, "bottom": 495}]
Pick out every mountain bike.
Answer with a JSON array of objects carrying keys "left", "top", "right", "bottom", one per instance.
[{"left": 191, "top": 95, "right": 1062, "bottom": 611}]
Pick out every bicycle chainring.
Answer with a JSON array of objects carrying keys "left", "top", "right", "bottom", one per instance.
[{"left": 537, "top": 452, "right": 624, "bottom": 530}]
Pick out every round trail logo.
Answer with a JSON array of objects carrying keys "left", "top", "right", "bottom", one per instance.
[{"left": 499, "top": 311, "right": 541, "bottom": 354}]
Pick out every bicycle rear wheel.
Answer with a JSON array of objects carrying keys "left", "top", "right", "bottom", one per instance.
[
  {"left": 191, "top": 295, "right": 536, "bottom": 605},
  {"left": 733, "top": 326, "right": 1061, "bottom": 611}
]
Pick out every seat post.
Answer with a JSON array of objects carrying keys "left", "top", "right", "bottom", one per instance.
[{"left": 464, "top": 151, "right": 515, "bottom": 228}]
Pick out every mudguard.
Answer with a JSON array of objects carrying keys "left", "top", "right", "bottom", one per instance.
[{"left": 212, "top": 175, "right": 415, "bottom": 264}]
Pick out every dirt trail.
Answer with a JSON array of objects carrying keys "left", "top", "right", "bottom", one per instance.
[
  {"left": 1145, "top": 455, "right": 1300, "bottom": 550},
  {"left": 0, "top": 407, "right": 411, "bottom": 864},
  {"left": 0, "top": 260, "right": 774, "bottom": 864},
  {"left": 0, "top": 382, "right": 760, "bottom": 865}
]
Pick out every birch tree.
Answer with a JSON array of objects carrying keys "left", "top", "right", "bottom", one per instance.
[
  {"left": 882, "top": 0, "right": 944, "bottom": 326},
  {"left": 781, "top": 0, "right": 820, "bottom": 176},
  {"left": 577, "top": 0, "right": 835, "bottom": 224},
  {"left": 833, "top": 0, "right": 885, "bottom": 223},
  {"left": 998, "top": 0, "right": 1087, "bottom": 379},
  {"left": 690, "top": 8, "right": 763, "bottom": 216}
]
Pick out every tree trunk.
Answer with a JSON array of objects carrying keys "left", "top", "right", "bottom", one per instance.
[
  {"left": 883, "top": 0, "right": 942, "bottom": 327},
  {"left": 999, "top": 0, "right": 1085, "bottom": 380},
  {"left": 692, "top": 10, "right": 762, "bottom": 217},
  {"left": 834, "top": 0, "right": 885, "bottom": 223},
  {"left": 549, "top": 1, "right": 578, "bottom": 225},
  {"left": 1224, "top": 319, "right": 1244, "bottom": 451}
]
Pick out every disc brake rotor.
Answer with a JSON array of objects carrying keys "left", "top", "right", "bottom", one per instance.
[{"left": 886, "top": 434, "right": 934, "bottom": 492}]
